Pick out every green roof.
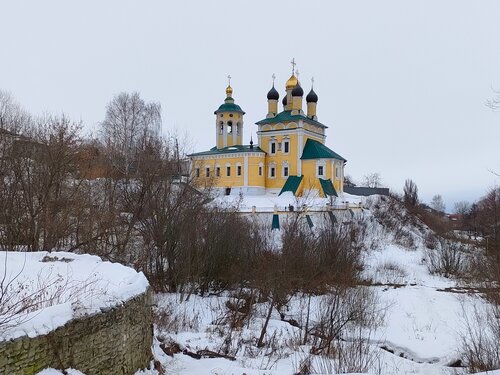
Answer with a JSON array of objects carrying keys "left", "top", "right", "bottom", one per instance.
[
  {"left": 319, "top": 178, "right": 338, "bottom": 197},
  {"left": 255, "top": 110, "right": 327, "bottom": 129},
  {"left": 279, "top": 175, "right": 303, "bottom": 196},
  {"left": 214, "top": 102, "right": 245, "bottom": 114},
  {"left": 272, "top": 214, "right": 280, "bottom": 230},
  {"left": 300, "top": 138, "right": 346, "bottom": 161},
  {"left": 189, "top": 144, "right": 264, "bottom": 157}
]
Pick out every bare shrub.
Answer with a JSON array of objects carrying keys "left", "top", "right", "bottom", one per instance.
[
  {"left": 309, "top": 286, "right": 382, "bottom": 359},
  {"left": 334, "top": 335, "right": 376, "bottom": 374},
  {"left": 460, "top": 301, "right": 500, "bottom": 372},
  {"left": 426, "top": 238, "right": 466, "bottom": 278},
  {"left": 374, "top": 261, "right": 408, "bottom": 284},
  {"left": 153, "top": 301, "right": 201, "bottom": 335},
  {"left": 371, "top": 195, "right": 420, "bottom": 250},
  {"left": 424, "top": 232, "right": 439, "bottom": 249}
]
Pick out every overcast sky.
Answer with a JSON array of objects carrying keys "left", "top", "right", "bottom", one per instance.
[{"left": 1, "top": 0, "right": 499, "bottom": 210}]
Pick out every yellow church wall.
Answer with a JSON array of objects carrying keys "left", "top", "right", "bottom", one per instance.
[
  {"left": 258, "top": 130, "right": 300, "bottom": 190},
  {"left": 247, "top": 155, "right": 266, "bottom": 187},
  {"left": 191, "top": 153, "right": 266, "bottom": 190}
]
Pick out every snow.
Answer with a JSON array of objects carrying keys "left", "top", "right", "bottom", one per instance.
[
  {"left": 37, "top": 369, "right": 85, "bottom": 375},
  {"left": 0, "top": 251, "right": 149, "bottom": 342},
  {"left": 211, "top": 191, "right": 365, "bottom": 212},
  {"left": 12, "top": 195, "right": 500, "bottom": 375},
  {"left": 150, "top": 196, "right": 498, "bottom": 374}
]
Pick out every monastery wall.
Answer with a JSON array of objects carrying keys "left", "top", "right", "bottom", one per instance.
[{"left": 0, "top": 291, "right": 153, "bottom": 375}]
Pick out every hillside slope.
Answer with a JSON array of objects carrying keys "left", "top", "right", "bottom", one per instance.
[{"left": 148, "top": 195, "right": 496, "bottom": 375}]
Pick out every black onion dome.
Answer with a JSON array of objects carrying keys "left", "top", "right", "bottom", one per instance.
[
  {"left": 306, "top": 88, "right": 318, "bottom": 103},
  {"left": 282, "top": 95, "right": 287, "bottom": 106},
  {"left": 291, "top": 83, "right": 304, "bottom": 97},
  {"left": 267, "top": 85, "right": 279, "bottom": 100}
]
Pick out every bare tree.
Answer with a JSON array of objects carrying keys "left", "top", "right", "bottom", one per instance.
[
  {"left": 430, "top": 194, "right": 446, "bottom": 213},
  {"left": 454, "top": 201, "right": 471, "bottom": 216},
  {"left": 0, "top": 90, "right": 30, "bottom": 133},
  {"left": 0, "top": 115, "right": 84, "bottom": 251},
  {"left": 403, "top": 179, "right": 418, "bottom": 207},
  {"left": 100, "top": 92, "right": 161, "bottom": 179},
  {"left": 362, "top": 173, "right": 382, "bottom": 188}
]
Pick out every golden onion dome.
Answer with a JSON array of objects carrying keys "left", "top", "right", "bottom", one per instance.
[
  {"left": 285, "top": 74, "right": 298, "bottom": 90},
  {"left": 226, "top": 85, "right": 233, "bottom": 96}
]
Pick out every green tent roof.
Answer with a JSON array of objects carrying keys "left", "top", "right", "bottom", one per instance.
[
  {"left": 255, "top": 110, "right": 327, "bottom": 129},
  {"left": 189, "top": 144, "right": 264, "bottom": 157},
  {"left": 319, "top": 178, "right": 338, "bottom": 197},
  {"left": 214, "top": 101, "right": 245, "bottom": 114},
  {"left": 300, "top": 138, "right": 346, "bottom": 161},
  {"left": 279, "top": 175, "right": 303, "bottom": 196}
]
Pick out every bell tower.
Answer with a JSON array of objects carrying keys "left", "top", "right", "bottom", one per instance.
[{"left": 214, "top": 75, "right": 245, "bottom": 149}]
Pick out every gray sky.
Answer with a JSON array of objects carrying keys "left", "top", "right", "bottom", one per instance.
[{"left": 1, "top": 0, "right": 499, "bottom": 210}]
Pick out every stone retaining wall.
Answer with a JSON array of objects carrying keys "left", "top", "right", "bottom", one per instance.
[{"left": 0, "top": 290, "right": 153, "bottom": 375}]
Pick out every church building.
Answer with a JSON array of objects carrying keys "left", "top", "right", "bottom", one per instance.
[{"left": 189, "top": 63, "right": 346, "bottom": 198}]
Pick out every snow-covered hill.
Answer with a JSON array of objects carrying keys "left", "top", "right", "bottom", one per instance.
[{"left": 147, "top": 195, "right": 497, "bottom": 375}]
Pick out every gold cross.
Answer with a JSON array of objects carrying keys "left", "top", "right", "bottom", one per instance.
[
  {"left": 272, "top": 73, "right": 276, "bottom": 85},
  {"left": 227, "top": 75, "right": 231, "bottom": 86},
  {"left": 290, "top": 58, "right": 296, "bottom": 75},
  {"left": 311, "top": 77, "right": 315, "bottom": 87}
]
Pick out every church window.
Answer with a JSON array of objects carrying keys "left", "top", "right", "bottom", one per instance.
[
  {"left": 270, "top": 167, "right": 275, "bottom": 177},
  {"left": 259, "top": 166, "right": 263, "bottom": 176},
  {"left": 283, "top": 140, "right": 290, "bottom": 153},
  {"left": 195, "top": 168, "right": 200, "bottom": 178},
  {"left": 205, "top": 167, "right": 210, "bottom": 177},
  {"left": 270, "top": 142, "right": 276, "bottom": 154},
  {"left": 283, "top": 166, "right": 289, "bottom": 177},
  {"left": 318, "top": 165, "right": 324, "bottom": 176},
  {"left": 226, "top": 166, "right": 231, "bottom": 176},
  {"left": 228, "top": 121, "right": 233, "bottom": 134},
  {"left": 219, "top": 122, "right": 223, "bottom": 134},
  {"left": 237, "top": 165, "right": 242, "bottom": 176},
  {"left": 229, "top": 113, "right": 233, "bottom": 117},
  {"left": 216, "top": 167, "right": 220, "bottom": 177},
  {"left": 335, "top": 165, "right": 340, "bottom": 178}
]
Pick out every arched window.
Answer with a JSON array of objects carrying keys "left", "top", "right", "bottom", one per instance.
[
  {"left": 227, "top": 121, "right": 233, "bottom": 134},
  {"left": 282, "top": 161, "right": 289, "bottom": 178},
  {"left": 268, "top": 163, "right": 276, "bottom": 179}
]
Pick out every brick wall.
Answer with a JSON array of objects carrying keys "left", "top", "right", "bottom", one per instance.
[{"left": 0, "top": 291, "right": 153, "bottom": 375}]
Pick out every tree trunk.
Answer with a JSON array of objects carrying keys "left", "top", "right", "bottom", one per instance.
[{"left": 257, "top": 297, "right": 274, "bottom": 348}]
